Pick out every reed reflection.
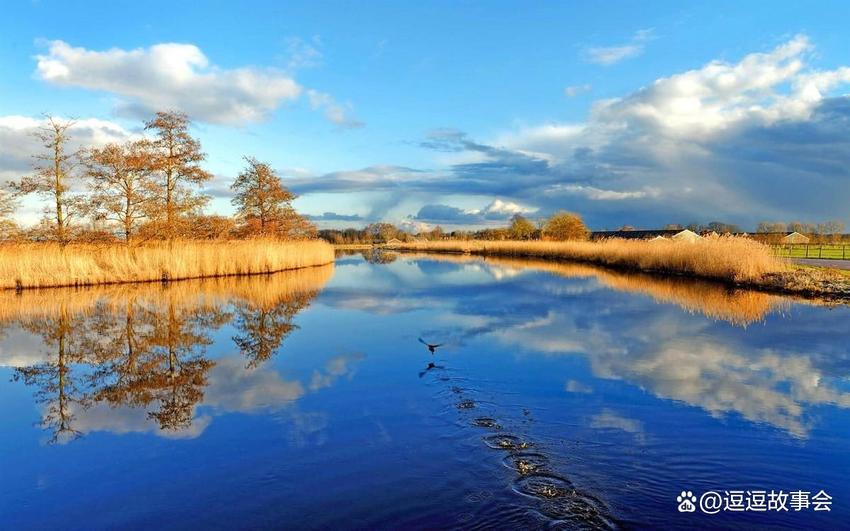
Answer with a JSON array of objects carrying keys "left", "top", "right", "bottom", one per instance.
[
  {"left": 399, "top": 252, "right": 788, "bottom": 326},
  {"left": 6, "top": 265, "right": 332, "bottom": 442},
  {"left": 377, "top": 254, "right": 850, "bottom": 437}
]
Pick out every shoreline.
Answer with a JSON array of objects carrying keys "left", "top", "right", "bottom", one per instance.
[
  {"left": 0, "top": 239, "right": 335, "bottom": 291},
  {"left": 4, "top": 261, "right": 336, "bottom": 292},
  {"left": 387, "top": 241, "right": 850, "bottom": 301}
]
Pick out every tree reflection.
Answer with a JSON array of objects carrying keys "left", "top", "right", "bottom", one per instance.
[
  {"left": 87, "top": 297, "right": 229, "bottom": 431},
  {"left": 144, "top": 300, "right": 228, "bottom": 430},
  {"left": 6, "top": 265, "right": 332, "bottom": 442},
  {"left": 360, "top": 248, "right": 397, "bottom": 264},
  {"left": 232, "top": 291, "right": 314, "bottom": 369},
  {"left": 12, "top": 303, "right": 90, "bottom": 443}
]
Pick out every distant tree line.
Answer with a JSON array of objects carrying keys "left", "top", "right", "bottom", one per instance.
[
  {"left": 755, "top": 220, "right": 846, "bottom": 242},
  {"left": 319, "top": 211, "right": 590, "bottom": 244},
  {"left": 0, "top": 112, "right": 316, "bottom": 244}
]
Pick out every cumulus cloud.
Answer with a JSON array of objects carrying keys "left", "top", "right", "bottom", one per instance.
[
  {"left": 36, "top": 40, "right": 301, "bottom": 125},
  {"left": 411, "top": 35, "right": 850, "bottom": 227},
  {"left": 584, "top": 29, "right": 654, "bottom": 66},
  {"left": 413, "top": 199, "right": 537, "bottom": 224},
  {"left": 35, "top": 40, "right": 358, "bottom": 127}
]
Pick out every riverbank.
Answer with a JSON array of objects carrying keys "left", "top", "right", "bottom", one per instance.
[
  {"left": 332, "top": 244, "right": 375, "bottom": 250},
  {"left": 389, "top": 239, "right": 850, "bottom": 298},
  {"left": 0, "top": 239, "right": 334, "bottom": 290}
]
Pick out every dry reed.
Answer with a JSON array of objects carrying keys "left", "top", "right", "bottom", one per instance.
[
  {"left": 392, "top": 237, "right": 785, "bottom": 283},
  {"left": 0, "top": 263, "right": 334, "bottom": 322},
  {"left": 0, "top": 239, "right": 334, "bottom": 290}
]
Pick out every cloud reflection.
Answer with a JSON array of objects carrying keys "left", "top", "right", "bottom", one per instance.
[{"left": 3, "top": 267, "right": 348, "bottom": 442}]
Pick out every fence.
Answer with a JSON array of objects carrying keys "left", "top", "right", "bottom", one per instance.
[{"left": 773, "top": 244, "right": 850, "bottom": 260}]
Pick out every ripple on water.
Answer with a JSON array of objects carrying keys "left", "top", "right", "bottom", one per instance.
[
  {"left": 472, "top": 417, "right": 500, "bottom": 429},
  {"left": 502, "top": 452, "right": 549, "bottom": 475},
  {"left": 540, "top": 493, "right": 617, "bottom": 530},
  {"left": 483, "top": 434, "right": 533, "bottom": 451},
  {"left": 457, "top": 399, "right": 476, "bottom": 409},
  {"left": 513, "top": 475, "right": 617, "bottom": 530},
  {"left": 513, "top": 473, "right": 573, "bottom": 499}
]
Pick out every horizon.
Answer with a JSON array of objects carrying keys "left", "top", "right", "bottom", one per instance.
[{"left": 2, "top": 1, "right": 850, "bottom": 233}]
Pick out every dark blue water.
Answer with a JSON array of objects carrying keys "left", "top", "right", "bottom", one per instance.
[{"left": 0, "top": 252, "right": 847, "bottom": 529}]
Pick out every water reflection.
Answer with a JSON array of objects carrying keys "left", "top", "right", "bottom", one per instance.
[
  {"left": 399, "top": 252, "right": 790, "bottom": 326},
  {"left": 4, "top": 266, "right": 333, "bottom": 443},
  {"left": 333, "top": 254, "right": 850, "bottom": 438}
]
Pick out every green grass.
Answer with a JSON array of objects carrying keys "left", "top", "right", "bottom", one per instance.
[{"left": 773, "top": 244, "right": 850, "bottom": 260}]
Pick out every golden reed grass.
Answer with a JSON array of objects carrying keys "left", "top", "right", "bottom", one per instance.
[
  {"left": 398, "top": 252, "right": 786, "bottom": 326},
  {"left": 0, "top": 239, "right": 334, "bottom": 290},
  {"left": 393, "top": 236, "right": 785, "bottom": 283},
  {"left": 0, "top": 263, "right": 334, "bottom": 322}
]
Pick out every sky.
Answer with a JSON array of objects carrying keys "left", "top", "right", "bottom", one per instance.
[{"left": 1, "top": 0, "right": 849, "bottom": 231}]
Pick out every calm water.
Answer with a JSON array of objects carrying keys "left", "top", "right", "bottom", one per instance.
[{"left": 1, "top": 251, "right": 848, "bottom": 529}]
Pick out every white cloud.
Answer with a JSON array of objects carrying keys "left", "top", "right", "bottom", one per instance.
[
  {"left": 584, "top": 29, "right": 654, "bottom": 66},
  {"left": 36, "top": 40, "right": 302, "bottom": 125},
  {"left": 307, "top": 89, "right": 364, "bottom": 128},
  {"left": 595, "top": 34, "right": 818, "bottom": 137},
  {"left": 482, "top": 35, "right": 850, "bottom": 225},
  {"left": 547, "top": 184, "right": 661, "bottom": 201},
  {"left": 478, "top": 198, "right": 537, "bottom": 216},
  {"left": 0, "top": 115, "right": 136, "bottom": 224}
]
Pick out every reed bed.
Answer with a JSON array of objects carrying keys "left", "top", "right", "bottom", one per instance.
[
  {"left": 392, "top": 237, "right": 785, "bottom": 283},
  {"left": 0, "top": 263, "right": 334, "bottom": 322},
  {"left": 0, "top": 239, "right": 335, "bottom": 290}
]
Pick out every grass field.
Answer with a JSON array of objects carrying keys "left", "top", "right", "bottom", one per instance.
[
  {"left": 0, "top": 239, "right": 334, "bottom": 290},
  {"left": 773, "top": 244, "right": 850, "bottom": 260}
]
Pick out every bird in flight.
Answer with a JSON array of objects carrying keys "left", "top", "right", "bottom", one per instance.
[{"left": 418, "top": 337, "right": 443, "bottom": 354}]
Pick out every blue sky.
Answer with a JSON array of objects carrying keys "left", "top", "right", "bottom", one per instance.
[{"left": 1, "top": 0, "right": 849, "bottom": 230}]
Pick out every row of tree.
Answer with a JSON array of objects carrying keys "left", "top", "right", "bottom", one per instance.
[
  {"left": 756, "top": 220, "right": 846, "bottom": 240},
  {"left": 3, "top": 112, "right": 315, "bottom": 244},
  {"left": 319, "top": 211, "right": 591, "bottom": 244}
]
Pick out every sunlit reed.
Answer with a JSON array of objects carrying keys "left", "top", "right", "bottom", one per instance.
[
  {"left": 0, "top": 239, "right": 334, "bottom": 289},
  {"left": 0, "top": 263, "right": 334, "bottom": 322},
  {"left": 393, "top": 237, "right": 784, "bottom": 283}
]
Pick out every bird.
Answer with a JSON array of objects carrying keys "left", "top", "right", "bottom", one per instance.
[{"left": 418, "top": 337, "right": 444, "bottom": 354}]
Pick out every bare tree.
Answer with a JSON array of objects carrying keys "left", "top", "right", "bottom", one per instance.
[
  {"left": 10, "top": 116, "right": 84, "bottom": 244},
  {"left": 144, "top": 111, "right": 211, "bottom": 238},
  {"left": 0, "top": 190, "right": 19, "bottom": 241},
  {"left": 85, "top": 140, "right": 156, "bottom": 243}
]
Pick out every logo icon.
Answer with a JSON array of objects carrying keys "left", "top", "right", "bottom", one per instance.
[{"left": 677, "top": 490, "right": 697, "bottom": 512}]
